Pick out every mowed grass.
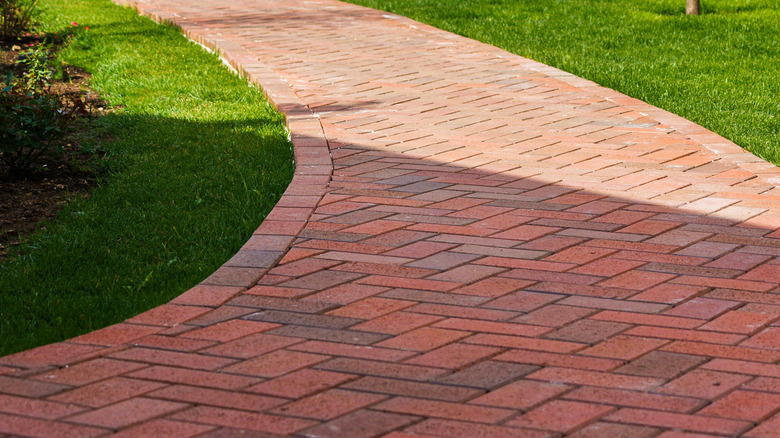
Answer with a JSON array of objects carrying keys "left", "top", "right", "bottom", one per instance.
[
  {"left": 0, "top": 0, "right": 293, "bottom": 356},
  {"left": 347, "top": 0, "right": 780, "bottom": 164}
]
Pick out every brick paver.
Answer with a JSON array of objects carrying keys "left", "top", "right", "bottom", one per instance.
[{"left": 2, "top": 0, "right": 780, "bottom": 436}]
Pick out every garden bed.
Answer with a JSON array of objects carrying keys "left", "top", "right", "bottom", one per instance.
[{"left": 0, "top": 35, "right": 110, "bottom": 261}]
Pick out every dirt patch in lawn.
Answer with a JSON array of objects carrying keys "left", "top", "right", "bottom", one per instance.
[{"left": 1, "top": 36, "right": 112, "bottom": 261}]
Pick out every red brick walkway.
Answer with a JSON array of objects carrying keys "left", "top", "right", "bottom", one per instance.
[{"left": 2, "top": 0, "right": 780, "bottom": 436}]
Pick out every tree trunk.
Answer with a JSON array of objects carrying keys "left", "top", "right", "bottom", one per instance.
[{"left": 687, "top": 0, "right": 701, "bottom": 15}]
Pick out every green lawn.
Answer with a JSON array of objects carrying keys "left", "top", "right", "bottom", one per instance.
[
  {"left": 347, "top": 0, "right": 779, "bottom": 165},
  {"left": 0, "top": 0, "right": 293, "bottom": 356}
]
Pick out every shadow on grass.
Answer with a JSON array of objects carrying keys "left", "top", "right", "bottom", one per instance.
[{"left": 0, "top": 111, "right": 294, "bottom": 356}]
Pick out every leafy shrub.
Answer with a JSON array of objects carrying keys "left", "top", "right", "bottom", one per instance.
[
  {"left": 0, "top": 0, "right": 37, "bottom": 41},
  {"left": 1, "top": 38, "right": 88, "bottom": 174},
  {"left": 17, "top": 40, "right": 53, "bottom": 91},
  {"left": 0, "top": 77, "right": 84, "bottom": 174}
]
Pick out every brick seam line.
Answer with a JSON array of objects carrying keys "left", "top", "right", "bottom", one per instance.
[{"left": 2, "top": 0, "right": 779, "bottom": 373}]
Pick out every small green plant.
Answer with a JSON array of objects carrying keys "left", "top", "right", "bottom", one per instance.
[
  {"left": 1, "top": 38, "right": 87, "bottom": 174},
  {"left": 0, "top": 0, "right": 37, "bottom": 41},
  {"left": 16, "top": 40, "right": 54, "bottom": 91},
  {"left": 0, "top": 75, "right": 84, "bottom": 173}
]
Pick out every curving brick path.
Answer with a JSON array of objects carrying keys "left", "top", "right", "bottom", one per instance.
[{"left": 2, "top": 0, "right": 780, "bottom": 436}]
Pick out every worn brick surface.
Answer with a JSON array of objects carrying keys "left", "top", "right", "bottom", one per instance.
[
  {"left": 271, "top": 388, "right": 385, "bottom": 420},
  {"left": 0, "top": 412, "right": 107, "bottom": 438},
  {"left": 615, "top": 351, "right": 706, "bottom": 379},
  {"left": 170, "top": 406, "right": 317, "bottom": 435},
  {"left": 66, "top": 397, "right": 189, "bottom": 429},
  {"left": 563, "top": 386, "right": 705, "bottom": 413},
  {"left": 30, "top": 358, "right": 146, "bottom": 386},
  {"left": 496, "top": 349, "right": 623, "bottom": 371},
  {"left": 299, "top": 409, "right": 419, "bottom": 438},
  {"left": 568, "top": 422, "right": 660, "bottom": 438},
  {"left": 375, "top": 397, "right": 515, "bottom": 423},
  {"left": 507, "top": 399, "right": 614, "bottom": 433},
  {"left": 606, "top": 408, "right": 753, "bottom": 435},
  {"left": 3, "top": 0, "right": 780, "bottom": 434},
  {"left": 469, "top": 379, "right": 571, "bottom": 410},
  {"left": 746, "top": 411, "right": 780, "bottom": 438},
  {"left": 247, "top": 368, "right": 357, "bottom": 398},
  {"left": 343, "top": 376, "right": 482, "bottom": 402},
  {"left": 697, "top": 390, "right": 780, "bottom": 421},
  {"left": 47, "top": 377, "right": 167, "bottom": 408},
  {"left": 111, "top": 419, "right": 215, "bottom": 438},
  {"left": 657, "top": 369, "right": 751, "bottom": 399},
  {"left": 0, "top": 393, "right": 85, "bottom": 419},
  {"left": 406, "top": 418, "right": 552, "bottom": 438},
  {"left": 147, "top": 385, "right": 285, "bottom": 412}
]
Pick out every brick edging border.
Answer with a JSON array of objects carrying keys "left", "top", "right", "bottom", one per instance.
[
  {"left": 0, "top": 0, "right": 333, "bottom": 372},
  {"left": 112, "top": 0, "right": 334, "bottom": 326}
]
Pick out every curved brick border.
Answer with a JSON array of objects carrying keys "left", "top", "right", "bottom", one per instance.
[
  {"left": 115, "top": 0, "right": 334, "bottom": 288},
  {"left": 0, "top": 0, "right": 335, "bottom": 370}
]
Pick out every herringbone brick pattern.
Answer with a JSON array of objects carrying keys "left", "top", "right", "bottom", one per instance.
[{"left": 1, "top": 0, "right": 779, "bottom": 436}]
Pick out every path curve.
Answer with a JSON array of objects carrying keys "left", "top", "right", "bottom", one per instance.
[{"left": 2, "top": 0, "right": 780, "bottom": 436}]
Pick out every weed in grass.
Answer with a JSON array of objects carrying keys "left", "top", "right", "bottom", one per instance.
[
  {"left": 16, "top": 40, "right": 53, "bottom": 90},
  {"left": 347, "top": 0, "right": 779, "bottom": 165},
  {"left": 0, "top": 0, "right": 293, "bottom": 356}
]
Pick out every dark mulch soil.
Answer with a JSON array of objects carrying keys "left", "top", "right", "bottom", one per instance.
[{"left": 1, "top": 37, "right": 111, "bottom": 261}]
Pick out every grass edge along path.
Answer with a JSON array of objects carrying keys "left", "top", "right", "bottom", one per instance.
[
  {"left": 0, "top": 0, "right": 294, "bottom": 356},
  {"left": 346, "top": 0, "right": 780, "bottom": 166}
]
